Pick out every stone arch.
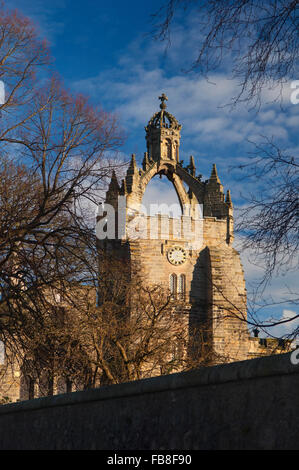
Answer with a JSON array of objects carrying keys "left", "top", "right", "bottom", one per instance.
[
  {"left": 127, "top": 162, "right": 194, "bottom": 215},
  {"left": 141, "top": 174, "right": 183, "bottom": 217}
]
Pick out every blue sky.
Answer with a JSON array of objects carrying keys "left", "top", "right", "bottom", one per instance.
[{"left": 8, "top": 0, "right": 299, "bottom": 337}]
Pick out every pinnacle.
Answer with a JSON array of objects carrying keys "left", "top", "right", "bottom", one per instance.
[
  {"left": 187, "top": 155, "right": 196, "bottom": 176},
  {"left": 210, "top": 163, "right": 220, "bottom": 183},
  {"left": 127, "top": 154, "right": 138, "bottom": 175},
  {"left": 190, "top": 155, "right": 195, "bottom": 168},
  {"left": 226, "top": 189, "right": 232, "bottom": 206},
  {"left": 142, "top": 152, "right": 149, "bottom": 171},
  {"left": 130, "top": 153, "right": 137, "bottom": 167},
  {"left": 108, "top": 169, "right": 120, "bottom": 192}
]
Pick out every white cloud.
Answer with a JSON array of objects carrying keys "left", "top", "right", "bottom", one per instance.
[
  {"left": 141, "top": 176, "right": 182, "bottom": 217},
  {"left": 73, "top": 64, "right": 294, "bottom": 154}
]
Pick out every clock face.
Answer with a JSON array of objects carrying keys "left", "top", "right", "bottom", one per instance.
[{"left": 167, "top": 246, "right": 187, "bottom": 265}]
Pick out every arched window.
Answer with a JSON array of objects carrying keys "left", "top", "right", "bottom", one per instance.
[
  {"left": 166, "top": 139, "right": 172, "bottom": 159},
  {"left": 175, "top": 141, "right": 179, "bottom": 161},
  {"left": 169, "top": 273, "right": 177, "bottom": 297},
  {"left": 178, "top": 274, "right": 186, "bottom": 299}
]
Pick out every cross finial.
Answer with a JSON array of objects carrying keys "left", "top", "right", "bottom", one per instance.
[{"left": 159, "top": 93, "right": 168, "bottom": 109}]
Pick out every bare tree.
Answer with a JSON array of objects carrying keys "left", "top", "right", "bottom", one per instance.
[
  {"left": 0, "top": 2, "right": 124, "bottom": 396},
  {"left": 236, "top": 138, "right": 299, "bottom": 282},
  {"left": 233, "top": 138, "right": 299, "bottom": 340},
  {"left": 88, "top": 253, "right": 229, "bottom": 385},
  {"left": 152, "top": 0, "right": 299, "bottom": 106},
  {"left": 2, "top": 250, "right": 230, "bottom": 398}
]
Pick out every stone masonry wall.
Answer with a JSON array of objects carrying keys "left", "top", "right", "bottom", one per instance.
[
  {"left": 0, "top": 352, "right": 298, "bottom": 450},
  {"left": 125, "top": 213, "right": 250, "bottom": 363}
]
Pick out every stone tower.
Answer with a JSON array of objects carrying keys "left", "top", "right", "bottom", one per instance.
[{"left": 98, "top": 94, "right": 264, "bottom": 364}]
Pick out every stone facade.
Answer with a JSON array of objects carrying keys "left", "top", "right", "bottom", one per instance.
[
  {"left": 0, "top": 359, "right": 20, "bottom": 404},
  {"left": 0, "top": 285, "right": 97, "bottom": 403}
]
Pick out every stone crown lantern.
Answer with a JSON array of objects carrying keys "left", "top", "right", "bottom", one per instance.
[{"left": 145, "top": 94, "right": 182, "bottom": 163}]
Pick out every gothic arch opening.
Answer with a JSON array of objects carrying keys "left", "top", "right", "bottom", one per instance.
[{"left": 141, "top": 175, "right": 182, "bottom": 217}]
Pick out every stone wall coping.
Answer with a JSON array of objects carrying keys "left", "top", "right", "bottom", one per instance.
[{"left": 0, "top": 352, "right": 297, "bottom": 416}]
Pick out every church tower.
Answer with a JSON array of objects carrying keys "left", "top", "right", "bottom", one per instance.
[{"left": 99, "top": 95, "right": 256, "bottom": 364}]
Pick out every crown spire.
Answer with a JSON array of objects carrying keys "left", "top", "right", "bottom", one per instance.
[
  {"left": 145, "top": 94, "right": 181, "bottom": 163},
  {"left": 146, "top": 94, "right": 181, "bottom": 131},
  {"left": 158, "top": 93, "right": 168, "bottom": 110}
]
